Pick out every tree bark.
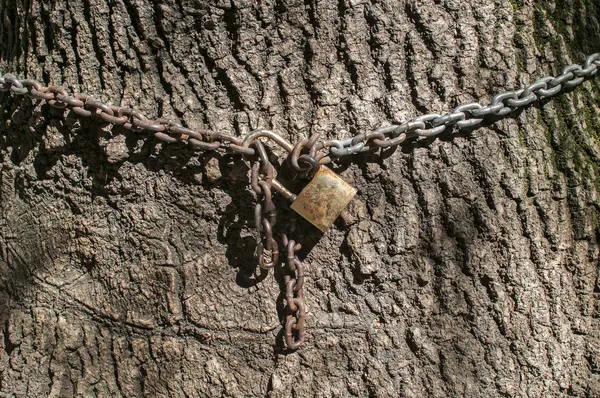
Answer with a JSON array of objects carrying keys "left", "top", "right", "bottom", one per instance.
[{"left": 1, "top": 0, "right": 599, "bottom": 396}]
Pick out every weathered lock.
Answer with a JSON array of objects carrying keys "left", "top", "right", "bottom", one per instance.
[
  {"left": 240, "top": 130, "right": 356, "bottom": 232},
  {"left": 273, "top": 166, "right": 356, "bottom": 232}
]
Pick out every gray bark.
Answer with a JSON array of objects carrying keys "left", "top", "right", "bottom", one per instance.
[{"left": 1, "top": 0, "right": 600, "bottom": 397}]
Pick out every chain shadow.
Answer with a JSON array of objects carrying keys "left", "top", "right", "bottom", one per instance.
[
  {"left": 0, "top": 98, "right": 316, "bottom": 310},
  {"left": 0, "top": 101, "right": 267, "bottom": 302},
  {"left": 215, "top": 156, "right": 273, "bottom": 289}
]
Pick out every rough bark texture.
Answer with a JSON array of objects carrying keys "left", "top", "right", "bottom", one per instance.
[{"left": 1, "top": 0, "right": 600, "bottom": 397}]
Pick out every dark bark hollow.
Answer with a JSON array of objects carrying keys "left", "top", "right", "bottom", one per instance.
[{"left": 1, "top": 0, "right": 600, "bottom": 397}]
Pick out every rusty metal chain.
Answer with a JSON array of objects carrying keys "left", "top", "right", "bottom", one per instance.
[
  {"left": 246, "top": 136, "right": 310, "bottom": 349},
  {"left": 0, "top": 74, "right": 257, "bottom": 156},
  {"left": 251, "top": 140, "right": 279, "bottom": 270},
  {"left": 1, "top": 52, "right": 599, "bottom": 351},
  {"left": 282, "top": 234, "right": 306, "bottom": 350}
]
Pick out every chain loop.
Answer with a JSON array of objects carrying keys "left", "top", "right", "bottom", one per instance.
[{"left": 290, "top": 136, "right": 321, "bottom": 178}]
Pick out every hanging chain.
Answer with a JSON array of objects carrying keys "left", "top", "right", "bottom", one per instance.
[
  {"left": 1, "top": 52, "right": 599, "bottom": 350},
  {"left": 250, "top": 140, "right": 279, "bottom": 270},
  {"left": 282, "top": 234, "right": 306, "bottom": 350},
  {"left": 245, "top": 135, "right": 312, "bottom": 349}
]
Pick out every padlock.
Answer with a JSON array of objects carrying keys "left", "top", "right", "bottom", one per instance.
[{"left": 273, "top": 166, "right": 357, "bottom": 232}]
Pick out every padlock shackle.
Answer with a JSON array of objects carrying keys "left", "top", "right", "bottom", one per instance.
[{"left": 272, "top": 179, "right": 297, "bottom": 202}]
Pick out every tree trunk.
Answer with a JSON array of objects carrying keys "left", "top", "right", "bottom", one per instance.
[{"left": 1, "top": 0, "right": 599, "bottom": 396}]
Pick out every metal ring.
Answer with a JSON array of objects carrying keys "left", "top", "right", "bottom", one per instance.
[
  {"left": 491, "top": 90, "right": 519, "bottom": 106},
  {"left": 375, "top": 125, "right": 401, "bottom": 135},
  {"left": 242, "top": 129, "right": 294, "bottom": 153},
  {"left": 100, "top": 112, "right": 128, "bottom": 125},
  {"left": 188, "top": 139, "right": 221, "bottom": 151},
  {"left": 432, "top": 112, "right": 465, "bottom": 127},
  {"left": 154, "top": 132, "right": 179, "bottom": 143},
  {"left": 573, "top": 64, "right": 596, "bottom": 77},
  {"left": 414, "top": 125, "right": 446, "bottom": 137},
  {"left": 522, "top": 78, "right": 551, "bottom": 96},
  {"left": 291, "top": 138, "right": 312, "bottom": 172},
  {"left": 330, "top": 141, "right": 365, "bottom": 157},
  {"left": 86, "top": 98, "right": 114, "bottom": 116},
  {"left": 506, "top": 93, "right": 537, "bottom": 108},
  {"left": 564, "top": 77, "right": 584, "bottom": 89},
  {"left": 537, "top": 85, "right": 562, "bottom": 98},
  {"left": 470, "top": 103, "right": 503, "bottom": 117},
  {"left": 209, "top": 131, "right": 243, "bottom": 146},
  {"left": 372, "top": 133, "right": 407, "bottom": 148},
  {"left": 132, "top": 118, "right": 166, "bottom": 132},
  {"left": 228, "top": 144, "right": 256, "bottom": 155},
  {"left": 168, "top": 124, "right": 205, "bottom": 141},
  {"left": 297, "top": 154, "right": 319, "bottom": 176},
  {"left": 548, "top": 72, "right": 574, "bottom": 88},
  {"left": 56, "top": 93, "right": 84, "bottom": 107},
  {"left": 30, "top": 88, "right": 55, "bottom": 101},
  {"left": 584, "top": 53, "right": 600, "bottom": 68}
]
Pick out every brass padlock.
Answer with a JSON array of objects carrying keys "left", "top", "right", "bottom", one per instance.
[{"left": 273, "top": 166, "right": 357, "bottom": 232}]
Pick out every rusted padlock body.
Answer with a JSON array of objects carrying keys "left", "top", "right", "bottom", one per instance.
[{"left": 290, "top": 166, "right": 356, "bottom": 232}]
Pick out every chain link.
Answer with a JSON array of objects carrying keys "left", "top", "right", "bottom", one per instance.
[
  {"left": 0, "top": 75, "right": 259, "bottom": 156},
  {"left": 325, "top": 52, "right": 600, "bottom": 157}
]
